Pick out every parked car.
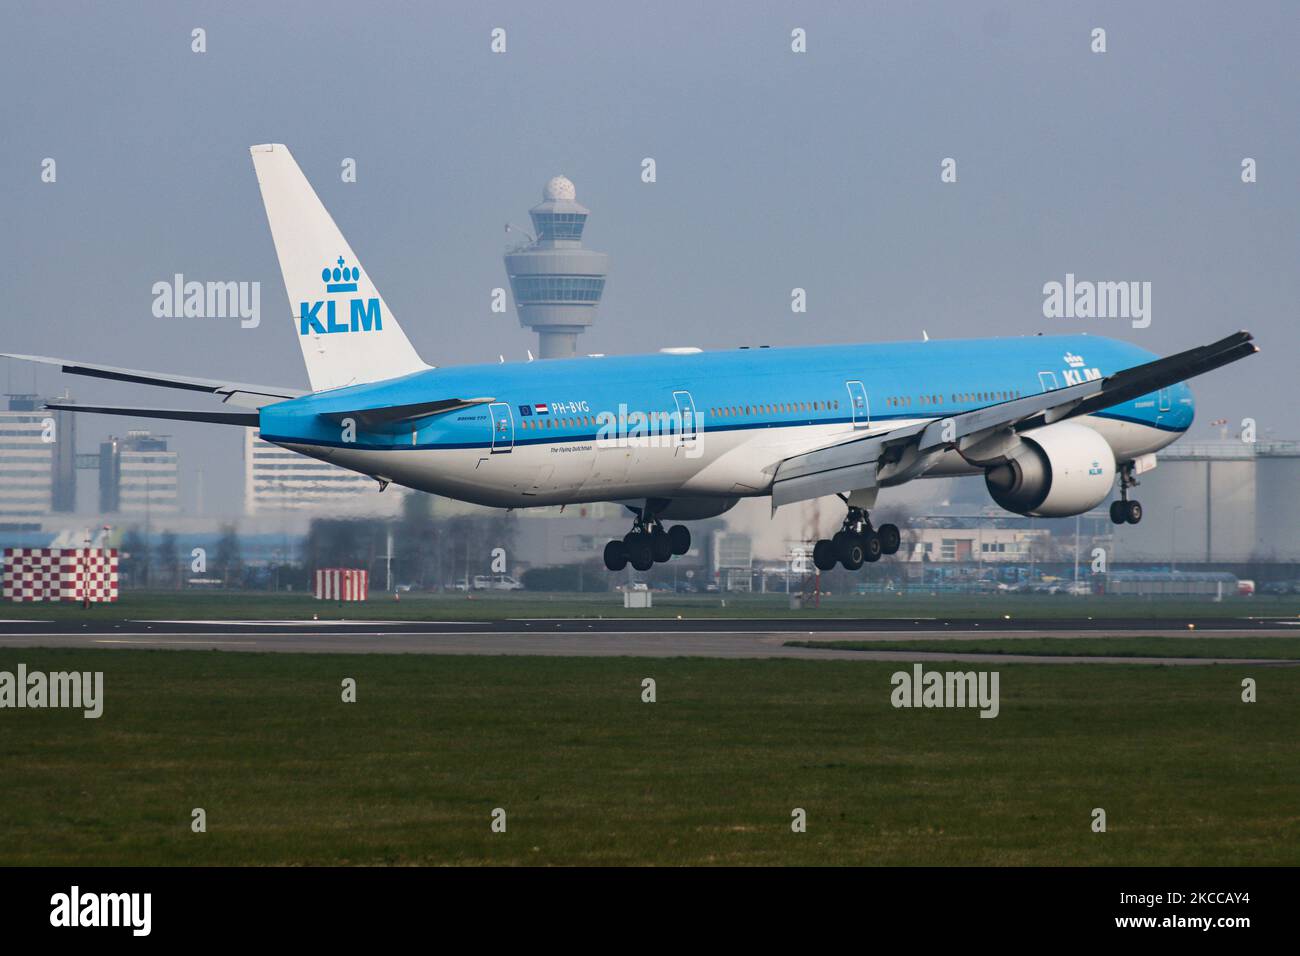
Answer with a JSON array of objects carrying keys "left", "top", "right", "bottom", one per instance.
[{"left": 1260, "top": 581, "right": 1297, "bottom": 596}]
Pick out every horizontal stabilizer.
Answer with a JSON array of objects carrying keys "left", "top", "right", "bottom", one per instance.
[
  {"left": 318, "top": 397, "right": 495, "bottom": 430},
  {"left": 45, "top": 402, "right": 259, "bottom": 427},
  {"left": 2, "top": 353, "right": 304, "bottom": 408}
]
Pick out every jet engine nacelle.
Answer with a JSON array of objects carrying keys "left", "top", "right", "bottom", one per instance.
[{"left": 983, "top": 422, "right": 1116, "bottom": 517}]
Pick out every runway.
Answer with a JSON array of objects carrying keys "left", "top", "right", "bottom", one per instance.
[
  {"left": 0, "top": 613, "right": 1297, "bottom": 635},
  {"left": 0, "top": 617, "right": 1297, "bottom": 665}
]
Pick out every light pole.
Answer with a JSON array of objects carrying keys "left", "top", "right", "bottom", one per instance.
[
  {"left": 81, "top": 529, "right": 91, "bottom": 609},
  {"left": 384, "top": 527, "right": 393, "bottom": 594}
]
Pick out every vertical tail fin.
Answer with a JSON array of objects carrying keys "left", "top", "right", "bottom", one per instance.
[{"left": 249, "top": 144, "right": 428, "bottom": 392}]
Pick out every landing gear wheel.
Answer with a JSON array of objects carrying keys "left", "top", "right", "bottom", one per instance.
[
  {"left": 832, "top": 531, "right": 855, "bottom": 562},
  {"left": 1115, "top": 462, "right": 1142, "bottom": 526},
  {"left": 603, "top": 540, "right": 628, "bottom": 572},
  {"left": 839, "top": 537, "right": 865, "bottom": 571},
  {"left": 627, "top": 537, "right": 654, "bottom": 572},
  {"left": 861, "top": 530, "right": 883, "bottom": 563},
  {"left": 1124, "top": 500, "right": 1143, "bottom": 524},
  {"left": 1109, "top": 500, "right": 1126, "bottom": 525},
  {"left": 612, "top": 506, "right": 676, "bottom": 574},
  {"left": 813, "top": 539, "right": 837, "bottom": 572},
  {"left": 650, "top": 529, "right": 673, "bottom": 563},
  {"left": 876, "top": 523, "right": 900, "bottom": 555}
]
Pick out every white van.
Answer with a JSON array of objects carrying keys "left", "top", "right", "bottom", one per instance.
[{"left": 472, "top": 574, "right": 523, "bottom": 591}]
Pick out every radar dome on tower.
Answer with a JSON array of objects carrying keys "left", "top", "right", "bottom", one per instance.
[{"left": 543, "top": 175, "right": 577, "bottom": 202}]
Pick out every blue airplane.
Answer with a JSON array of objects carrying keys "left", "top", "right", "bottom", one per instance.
[{"left": 5, "top": 145, "right": 1258, "bottom": 573}]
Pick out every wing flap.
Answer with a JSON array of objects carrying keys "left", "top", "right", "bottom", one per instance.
[{"left": 772, "top": 458, "right": 883, "bottom": 509}]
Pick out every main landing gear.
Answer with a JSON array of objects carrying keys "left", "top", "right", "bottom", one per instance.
[
  {"left": 812, "top": 504, "right": 900, "bottom": 572},
  {"left": 603, "top": 514, "right": 691, "bottom": 572},
  {"left": 1109, "top": 463, "right": 1143, "bottom": 525}
]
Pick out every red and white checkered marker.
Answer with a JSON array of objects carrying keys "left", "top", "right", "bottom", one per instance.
[{"left": 2, "top": 548, "right": 119, "bottom": 603}]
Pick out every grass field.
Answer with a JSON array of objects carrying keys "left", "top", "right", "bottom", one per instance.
[
  {"left": 2, "top": 589, "right": 1297, "bottom": 622},
  {"left": 1, "top": 648, "right": 1295, "bottom": 865},
  {"left": 786, "top": 637, "right": 1300, "bottom": 660}
]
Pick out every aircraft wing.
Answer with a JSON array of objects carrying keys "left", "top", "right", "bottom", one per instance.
[
  {"left": 1, "top": 353, "right": 305, "bottom": 408},
  {"left": 770, "top": 330, "right": 1258, "bottom": 509}
]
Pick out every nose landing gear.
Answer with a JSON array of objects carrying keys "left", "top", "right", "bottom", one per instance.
[
  {"left": 603, "top": 512, "right": 692, "bottom": 571},
  {"left": 1110, "top": 463, "right": 1143, "bottom": 524},
  {"left": 812, "top": 503, "right": 900, "bottom": 572}
]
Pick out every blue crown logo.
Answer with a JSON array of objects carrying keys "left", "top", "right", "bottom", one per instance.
[{"left": 322, "top": 256, "right": 360, "bottom": 293}]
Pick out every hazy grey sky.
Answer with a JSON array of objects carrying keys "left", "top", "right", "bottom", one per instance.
[{"left": 3, "top": 1, "right": 1297, "bottom": 515}]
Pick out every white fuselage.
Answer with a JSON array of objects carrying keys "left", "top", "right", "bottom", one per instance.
[{"left": 281, "top": 412, "right": 1177, "bottom": 510}]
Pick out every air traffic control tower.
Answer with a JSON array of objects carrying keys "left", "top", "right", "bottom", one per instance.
[{"left": 504, "top": 176, "right": 608, "bottom": 359}]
